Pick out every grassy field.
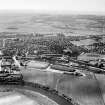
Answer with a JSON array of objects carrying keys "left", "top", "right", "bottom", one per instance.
[
  {"left": 21, "top": 61, "right": 105, "bottom": 105},
  {"left": 0, "top": 13, "right": 104, "bottom": 36},
  {"left": 22, "top": 67, "right": 61, "bottom": 89},
  {"left": 0, "top": 88, "right": 58, "bottom": 105},
  {"left": 57, "top": 73, "right": 105, "bottom": 105}
]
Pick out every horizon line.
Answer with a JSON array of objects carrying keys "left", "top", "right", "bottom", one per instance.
[{"left": 0, "top": 9, "right": 105, "bottom": 16}]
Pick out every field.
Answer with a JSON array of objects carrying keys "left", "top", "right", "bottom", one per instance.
[
  {"left": 0, "top": 13, "right": 105, "bottom": 36},
  {"left": 0, "top": 87, "right": 58, "bottom": 105},
  {"left": 21, "top": 61, "right": 105, "bottom": 105}
]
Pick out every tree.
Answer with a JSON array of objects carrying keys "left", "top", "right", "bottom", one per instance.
[
  {"left": 2, "top": 48, "right": 16, "bottom": 56},
  {"left": 91, "top": 36, "right": 102, "bottom": 42}
]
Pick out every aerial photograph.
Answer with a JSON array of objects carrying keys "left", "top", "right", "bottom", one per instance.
[{"left": 0, "top": 0, "right": 105, "bottom": 105}]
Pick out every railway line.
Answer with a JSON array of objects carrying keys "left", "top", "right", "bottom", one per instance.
[
  {"left": 69, "top": 58, "right": 105, "bottom": 73},
  {"left": 0, "top": 81, "right": 79, "bottom": 105}
]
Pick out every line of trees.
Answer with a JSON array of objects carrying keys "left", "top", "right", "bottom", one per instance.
[{"left": 4, "top": 34, "right": 86, "bottom": 58}]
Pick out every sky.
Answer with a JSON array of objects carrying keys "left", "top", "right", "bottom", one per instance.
[{"left": 0, "top": 0, "right": 105, "bottom": 14}]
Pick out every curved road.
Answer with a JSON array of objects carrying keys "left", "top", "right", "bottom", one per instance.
[{"left": 0, "top": 81, "right": 76, "bottom": 105}]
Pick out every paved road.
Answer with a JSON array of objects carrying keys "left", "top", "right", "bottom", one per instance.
[{"left": 0, "top": 82, "right": 74, "bottom": 105}]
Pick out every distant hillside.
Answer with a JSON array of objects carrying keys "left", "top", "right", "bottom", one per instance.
[{"left": 0, "top": 13, "right": 104, "bottom": 36}]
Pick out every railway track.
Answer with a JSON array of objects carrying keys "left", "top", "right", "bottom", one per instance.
[
  {"left": 0, "top": 81, "right": 79, "bottom": 105},
  {"left": 69, "top": 59, "right": 105, "bottom": 73}
]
